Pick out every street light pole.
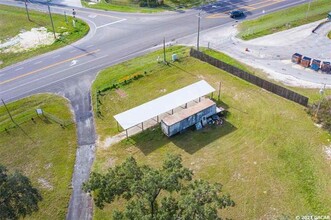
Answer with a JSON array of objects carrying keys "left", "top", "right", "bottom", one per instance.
[{"left": 197, "top": 12, "right": 201, "bottom": 51}]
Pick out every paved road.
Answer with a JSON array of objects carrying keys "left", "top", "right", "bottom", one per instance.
[{"left": 0, "top": 0, "right": 311, "bottom": 219}]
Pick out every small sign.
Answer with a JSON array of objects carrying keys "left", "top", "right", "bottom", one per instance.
[{"left": 36, "top": 109, "right": 43, "bottom": 115}]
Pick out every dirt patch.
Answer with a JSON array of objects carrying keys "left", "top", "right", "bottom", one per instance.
[
  {"left": 38, "top": 178, "right": 53, "bottom": 190},
  {"left": 98, "top": 132, "right": 127, "bottom": 149},
  {"left": 325, "top": 145, "right": 331, "bottom": 160},
  {"left": 0, "top": 27, "right": 59, "bottom": 53},
  {"left": 115, "top": 89, "right": 127, "bottom": 98},
  {"left": 44, "top": 163, "right": 53, "bottom": 169}
]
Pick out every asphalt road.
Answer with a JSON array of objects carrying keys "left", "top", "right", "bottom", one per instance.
[{"left": 0, "top": 0, "right": 311, "bottom": 219}]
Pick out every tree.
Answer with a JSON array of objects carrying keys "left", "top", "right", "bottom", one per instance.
[
  {"left": 0, "top": 165, "right": 42, "bottom": 220},
  {"left": 83, "top": 154, "right": 234, "bottom": 219}
]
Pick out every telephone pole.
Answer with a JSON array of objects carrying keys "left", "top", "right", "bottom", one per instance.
[
  {"left": 197, "top": 12, "right": 201, "bottom": 51},
  {"left": 24, "top": 0, "right": 31, "bottom": 21},
  {"left": 47, "top": 3, "right": 56, "bottom": 39}
]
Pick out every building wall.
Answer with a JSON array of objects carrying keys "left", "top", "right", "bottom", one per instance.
[{"left": 161, "top": 104, "right": 216, "bottom": 137}]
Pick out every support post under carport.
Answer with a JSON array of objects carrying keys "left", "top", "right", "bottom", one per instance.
[
  {"left": 126, "top": 129, "right": 128, "bottom": 138},
  {"left": 142, "top": 122, "right": 144, "bottom": 131}
]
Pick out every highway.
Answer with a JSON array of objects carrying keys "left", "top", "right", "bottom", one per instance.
[{"left": 0, "top": 0, "right": 310, "bottom": 219}]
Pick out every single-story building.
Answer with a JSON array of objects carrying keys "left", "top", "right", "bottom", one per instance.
[{"left": 161, "top": 99, "right": 217, "bottom": 137}]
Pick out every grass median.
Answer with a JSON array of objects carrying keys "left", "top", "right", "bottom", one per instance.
[
  {"left": 0, "top": 94, "right": 77, "bottom": 219},
  {"left": 238, "top": 0, "right": 330, "bottom": 40},
  {"left": 91, "top": 46, "right": 331, "bottom": 219},
  {"left": 83, "top": 0, "right": 212, "bottom": 13},
  {"left": 0, "top": 5, "right": 89, "bottom": 68}
]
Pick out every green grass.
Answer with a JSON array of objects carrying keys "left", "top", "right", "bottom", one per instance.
[
  {"left": 0, "top": 94, "right": 77, "bottom": 219},
  {"left": 238, "top": 0, "right": 331, "bottom": 40},
  {"left": 83, "top": 0, "right": 213, "bottom": 13},
  {"left": 91, "top": 46, "right": 331, "bottom": 219},
  {"left": 0, "top": 5, "right": 89, "bottom": 68},
  {"left": 328, "top": 30, "right": 331, "bottom": 39},
  {"left": 82, "top": 0, "right": 165, "bottom": 13}
]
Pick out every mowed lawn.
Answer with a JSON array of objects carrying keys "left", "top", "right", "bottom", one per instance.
[
  {"left": 83, "top": 0, "right": 212, "bottom": 13},
  {"left": 0, "top": 5, "right": 89, "bottom": 68},
  {"left": 91, "top": 47, "right": 331, "bottom": 219},
  {"left": 0, "top": 94, "right": 77, "bottom": 219}
]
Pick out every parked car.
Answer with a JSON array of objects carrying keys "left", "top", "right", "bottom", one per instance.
[{"left": 230, "top": 10, "right": 245, "bottom": 18}]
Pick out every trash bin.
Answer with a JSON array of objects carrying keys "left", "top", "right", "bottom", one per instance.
[
  {"left": 291, "top": 53, "right": 302, "bottom": 64},
  {"left": 310, "top": 59, "right": 321, "bottom": 71},
  {"left": 300, "top": 56, "right": 311, "bottom": 68},
  {"left": 321, "top": 61, "right": 331, "bottom": 74}
]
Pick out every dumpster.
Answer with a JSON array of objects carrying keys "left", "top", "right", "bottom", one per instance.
[
  {"left": 310, "top": 59, "right": 321, "bottom": 71},
  {"left": 291, "top": 53, "right": 302, "bottom": 64},
  {"left": 300, "top": 56, "right": 311, "bottom": 68},
  {"left": 321, "top": 61, "right": 331, "bottom": 74}
]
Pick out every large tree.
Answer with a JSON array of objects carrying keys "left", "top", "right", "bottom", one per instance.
[
  {"left": 83, "top": 154, "right": 234, "bottom": 219},
  {"left": 0, "top": 165, "right": 42, "bottom": 220}
]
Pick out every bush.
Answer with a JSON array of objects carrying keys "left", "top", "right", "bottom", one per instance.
[{"left": 307, "top": 97, "right": 331, "bottom": 132}]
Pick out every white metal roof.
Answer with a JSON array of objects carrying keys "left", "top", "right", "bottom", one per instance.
[{"left": 114, "top": 80, "right": 215, "bottom": 130}]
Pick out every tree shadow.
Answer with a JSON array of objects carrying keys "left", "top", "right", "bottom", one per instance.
[
  {"left": 171, "top": 120, "right": 236, "bottom": 154},
  {"left": 131, "top": 120, "right": 236, "bottom": 155}
]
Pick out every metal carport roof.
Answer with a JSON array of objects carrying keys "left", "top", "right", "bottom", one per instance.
[{"left": 114, "top": 80, "right": 215, "bottom": 130}]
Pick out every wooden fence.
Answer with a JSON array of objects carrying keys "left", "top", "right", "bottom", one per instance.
[{"left": 190, "top": 48, "right": 309, "bottom": 106}]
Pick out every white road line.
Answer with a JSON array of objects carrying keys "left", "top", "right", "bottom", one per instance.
[
  {"left": 34, "top": 61, "right": 42, "bottom": 65},
  {"left": 69, "top": 50, "right": 76, "bottom": 53},
  {"left": 86, "top": 45, "right": 94, "bottom": 48},
  {"left": 96, "top": 19, "right": 127, "bottom": 29},
  {"left": 53, "top": 55, "right": 60, "bottom": 58},
  {"left": 15, "top": 67, "right": 24, "bottom": 71},
  {"left": 1, "top": 55, "right": 109, "bottom": 95}
]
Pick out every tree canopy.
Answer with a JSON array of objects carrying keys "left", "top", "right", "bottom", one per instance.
[
  {"left": 0, "top": 165, "right": 42, "bottom": 220},
  {"left": 83, "top": 154, "right": 234, "bottom": 219}
]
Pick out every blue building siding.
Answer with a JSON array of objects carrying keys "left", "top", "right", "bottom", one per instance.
[{"left": 161, "top": 104, "right": 216, "bottom": 137}]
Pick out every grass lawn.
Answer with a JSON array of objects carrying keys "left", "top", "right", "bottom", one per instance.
[
  {"left": 238, "top": 0, "right": 330, "bottom": 40},
  {"left": 91, "top": 46, "right": 331, "bottom": 219},
  {"left": 0, "top": 94, "right": 77, "bottom": 219},
  {"left": 83, "top": 0, "right": 213, "bottom": 13},
  {"left": 0, "top": 5, "right": 89, "bottom": 68}
]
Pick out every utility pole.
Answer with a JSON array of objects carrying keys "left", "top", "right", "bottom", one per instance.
[
  {"left": 24, "top": 0, "right": 31, "bottom": 21},
  {"left": 1, "top": 99, "right": 35, "bottom": 142},
  {"left": 197, "top": 12, "right": 201, "bottom": 51},
  {"left": 306, "top": 0, "right": 312, "bottom": 19},
  {"left": 47, "top": 3, "right": 56, "bottom": 39},
  {"left": 163, "top": 37, "right": 166, "bottom": 63},
  {"left": 64, "top": 11, "right": 68, "bottom": 23},
  {"left": 218, "top": 81, "right": 221, "bottom": 101},
  {"left": 315, "top": 83, "right": 326, "bottom": 118},
  {"left": 1, "top": 99, "right": 15, "bottom": 124}
]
